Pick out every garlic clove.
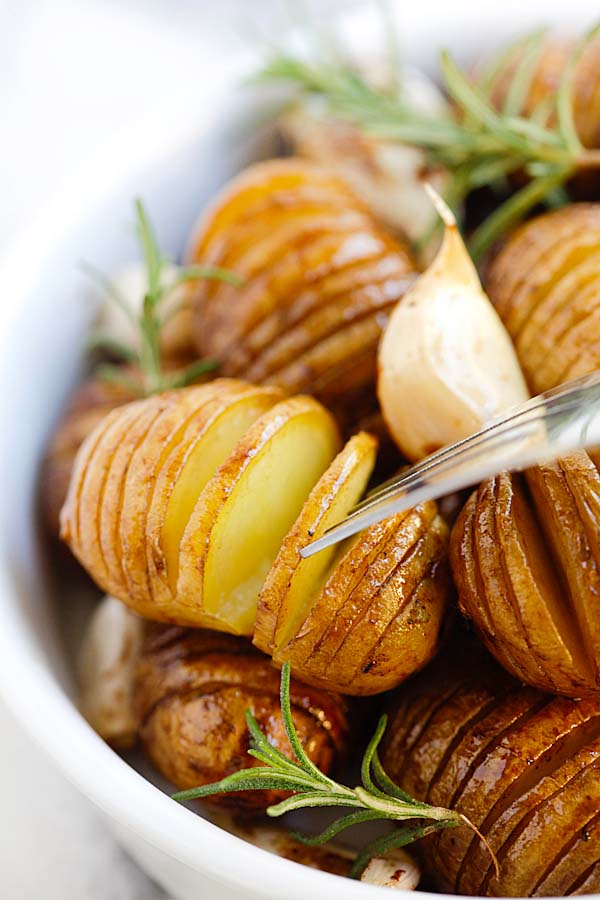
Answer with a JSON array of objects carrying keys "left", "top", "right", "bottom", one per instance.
[
  {"left": 78, "top": 594, "right": 145, "bottom": 748},
  {"left": 377, "top": 187, "right": 529, "bottom": 461},
  {"left": 361, "top": 848, "right": 421, "bottom": 890},
  {"left": 212, "top": 814, "right": 420, "bottom": 889}
]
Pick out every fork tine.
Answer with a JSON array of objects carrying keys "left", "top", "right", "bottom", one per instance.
[{"left": 300, "top": 371, "right": 600, "bottom": 558}]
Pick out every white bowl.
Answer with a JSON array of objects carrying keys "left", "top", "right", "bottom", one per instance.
[{"left": 0, "top": 3, "right": 596, "bottom": 899}]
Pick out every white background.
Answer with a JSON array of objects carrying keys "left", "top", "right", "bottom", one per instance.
[{"left": 0, "top": 2, "right": 351, "bottom": 898}]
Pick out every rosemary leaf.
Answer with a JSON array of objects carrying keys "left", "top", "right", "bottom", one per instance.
[
  {"left": 555, "top": 23, "right": 600, "bottom": 152},
  {"left": 349, "top": 820, "right": 457, "bottom": 880},
  {"left": 469, "top": 169, "right": 571, "bottom": 260},
  {"left": 175, "top": 265, "right": 245, "bottom": 288},
  {"left": 502, "top": 28, "right": 548, "bottom": 117},
  {"left": 291, "top": 810, "right": 386, "bottom": 847},
  {"left": 162, "top": 358, "right": 220, "bottom": 390}
]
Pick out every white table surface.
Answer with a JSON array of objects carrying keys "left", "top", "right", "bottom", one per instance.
[{"left": 0, "top": 2, "right": 350, "bottom": 897}]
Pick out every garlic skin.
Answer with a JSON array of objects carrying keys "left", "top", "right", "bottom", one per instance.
[
  {"left": 377, "top": 188, "right": 529, "bottom": 461},
  {"left": 280, "top": 65, "right": 449, "bottom": 262},
  {"left": 78, "top": 595, "right": 144, "bottom": 748}
]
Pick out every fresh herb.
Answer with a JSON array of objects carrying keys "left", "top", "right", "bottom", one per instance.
[
  {"left": 258, "top": 21, "right": 600, "bottom": 259},
  {"left": 85, "top": 199, "right": 243, "bottom": 396},
  {"left": 173, "top": 662, "right": 497, "bottom": 880}
]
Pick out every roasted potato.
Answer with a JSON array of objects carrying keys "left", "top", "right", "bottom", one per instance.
[
  {"left": 450, "top": 452, "right": 600, "bottom": 698},
  {"left": 256, "top": 434, "right": 450, "bottom": 694},
  {"left": 134, "top": 625, "right": 348, "bottom": 812},
  {"left": 40, "top": 375, "right": 135, "bottom": 535},
  {"left": 186, "top": 157, "right": 418, "bottom": 432},
  {"left": 485, "top": 203, "right": 600, "bottom": 393},
  {"left": 62, "top": 381, "right": 450, "bottom": 694},
  {"left": 482, "top": 37, "right": 600, "bottom": 151},
  {"left": 381, "top": 643, "right": 600, "bottom": 896},
  {"left": 61, "top": 380, "right": 340, "bottom": 632}
]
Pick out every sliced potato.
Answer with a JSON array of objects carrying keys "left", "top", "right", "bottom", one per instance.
[
  {"left": 279, "top": 502, "right": 449, "bottom": 694},
  {"left": 177, "top": 396, "right": 341, "bottom": 635},
  {"left": 254, "top": 432, "right": 377, "bottom": 655},
  {"left": 146, "top": 383, "right": 283, "bottom": 620},
  {"left": 118, "top": 384, "right": 249, "bottom": 607}
]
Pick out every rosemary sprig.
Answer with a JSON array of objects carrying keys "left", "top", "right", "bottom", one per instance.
[
  {"left": 258, "top": 21, "right": 600, "bottom": 259},
  {"left": 173, "top": 663, "right": 492, "bottom": 880},
  {"left": 85, "top": 199, "right": 243, "bottom": 396}
]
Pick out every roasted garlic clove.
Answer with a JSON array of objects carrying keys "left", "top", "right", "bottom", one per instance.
[
  {"left": 216, "top": 815, "right": 420, "bottom": 888},
  {"left": 378, "top": 187, "right": 529, "bottom": 461},
  {"left": 485, "top": 203, "right": 600, "bottom": 394},
  {"left": 382, "top": 643, "right": 600, "bottom": 896},
  {"left": 134, "top": 626, "right": 348, "bottom": 812},
  {"left": 78, "top": 595, "right": 145, "bottom": 748},
  {"left": 450, "top": 451, "right": 600, "bottom": 698}
]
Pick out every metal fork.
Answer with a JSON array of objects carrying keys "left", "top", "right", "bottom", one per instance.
[{"left": 300, "top": 371, "right": 600, "bottom": 558}]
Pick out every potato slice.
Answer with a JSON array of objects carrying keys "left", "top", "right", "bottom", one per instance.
[
  {"left": 145, "top": 384, "right": 283, "bottom": 620},
  {"left": 254, "top": 432, "right": 377, "bottom": 655},
  {"left": 118, "top": 383, "right": 242, "bottom": 606},
  {"left": 177, "top": 397, "right": 341, "bottom": 635}
]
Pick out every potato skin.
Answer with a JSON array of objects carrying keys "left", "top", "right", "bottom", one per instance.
[
  {"left": 187, "top": 157, "right": 418, "bottom": 434},
  {"left": 381, "top": 643, "right": 600, "bottom": 896},
  {"left": 135, "top": 626, "right": 349, "bottom": 812},
  {"left": 450, "top": 453, "right": 600, "bottom": 698},
  {"left": 40, "top": 376, "right": 134, "bottom": 535},
  {"left": 277, "top": 500, "right": 451, "bottom": 695},
  {"left": 485, "top": 204, "right": 600, "bottom": 394}
]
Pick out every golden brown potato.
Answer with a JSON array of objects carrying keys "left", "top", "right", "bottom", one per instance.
[
  {"left": 256, "top": 432, "right": 450, "bottom": 695},
  {"left": 485, "top": 204, "right": 600, "bottom": 393},
  {"left": 450, "top": 452, "right": 600, "bottom": 698},
  {"left": 61, "top": 381, "right": 340, "bottom": 633},
  {"left": 381, "top": 643, "right": 600, "bottom": 897},
  {"left": 134, "top": 625, "right": 349, "bottom": 812},
  {"left": 186, "top": 157, "right": 418, "bottom": 431},
  {"left": 40, "top": 376, "right": 135, "bottom": 535},
  {"left": 278, "top": 498, "right": 450, "bottom": 695},
  {"left": 483, "top": 37, "right": 600, "bottom": 150},
  {"left": 62, "top": 380, "right": 450, "bottom": 694}
]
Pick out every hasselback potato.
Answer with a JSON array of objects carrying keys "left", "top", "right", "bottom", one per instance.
[
  {"left": 485, "top": 204, "right": 600, "bottom": 393},
  {"left": 381, "top": 644, "right": 600, "bottom": 897},
  {"left": 186, "top": 158, "right": 418, "bottom": 432},
  {"left": 61, "top": 380, "right": 450, "bottom": 694},
  {"left": 450, "top": 453, "right": 600, "bottom": 698},
  {"left": 134, "top": 625, "right": 348, "bottom": 811},
  {"left": 483, "top": 37, "right": 600, "bottom": 150}
]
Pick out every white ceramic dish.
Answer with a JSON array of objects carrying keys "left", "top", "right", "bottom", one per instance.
[{"left": 0, "top": 3, "right": 597, "bottom": 899}]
